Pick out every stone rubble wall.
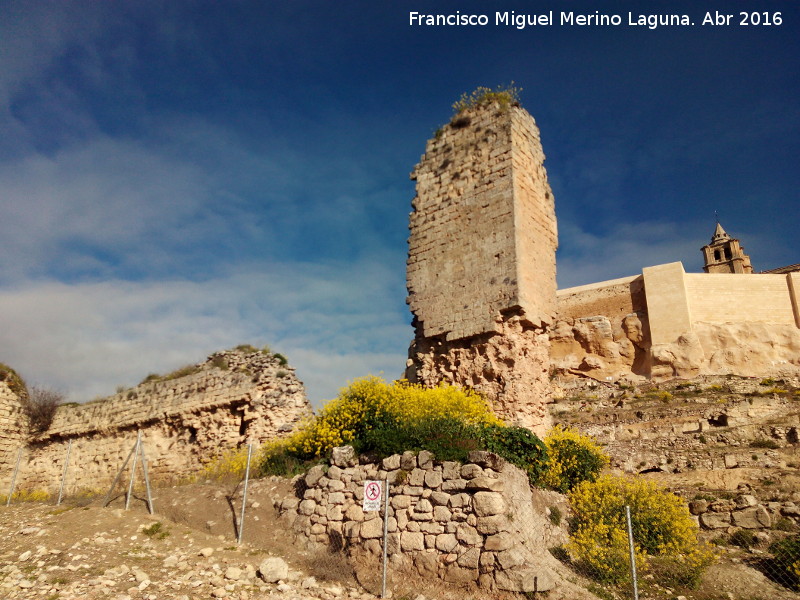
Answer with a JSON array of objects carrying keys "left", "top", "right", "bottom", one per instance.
[
  {"left": 0, "top": 350, "right": 313, "bottom": 494},
  {"left": 277, "top": 447, "right": 569, "bottom": 594},
  {"left": 689, "top": 492, "right": 800, "bottom": 532},
  {"left": 406, "top": 311, "right": 552, "bottom": 435},
  {"left": 0, "top": 382, "right": 27, "bottom": 476},
  {"left": 405, "top": 102, "right": 557, "bottom": 432}
]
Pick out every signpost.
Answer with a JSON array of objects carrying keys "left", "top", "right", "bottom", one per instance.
[{"left": 363, "top": 480, "right": 390, "bottom": 598}]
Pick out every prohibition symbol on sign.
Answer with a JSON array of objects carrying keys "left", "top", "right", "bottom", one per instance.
[{"left": 363, "top": 480, "right": 382, "bottom": 511}]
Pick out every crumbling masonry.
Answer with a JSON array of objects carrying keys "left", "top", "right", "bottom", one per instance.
[{"left": 405, "top": 102, "right": 558, "bottom": 434}]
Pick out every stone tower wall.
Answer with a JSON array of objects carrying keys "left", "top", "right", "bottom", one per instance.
[
  {"left": 0, "top": 382, "right": 28, "bottom": 479},
  {"left": 406, "top": 102, "right": 558, "bottom": 434},
  {"left": 407, "top": 103, "right": 557, "bottom": 341}
]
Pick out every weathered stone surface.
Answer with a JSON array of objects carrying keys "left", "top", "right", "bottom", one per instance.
[
  {"left": 400, "top": 532, "right": 425, "bottom": 551},
  {"left": 700, "top": 512, "right": 732, "bottom": 529},
  {"left": 360, "top": 518, "right": 384, "bottom": 539},
  {"left": 467, "top": 476, "right": 504, "bottom": 492},
  {"left": 259, "top": 557, "right": 289, "bottom": 583},
  {"left": 731, "top": 506, "right": 771, "bottom": 529},
  {"left": 473, "top": 492, "right": 507, "bottom": 517},
  {"left": 1, "top": 349, "right": 313, "bottom": 493},
  {"left": 456, "top": 523, "right": 482, "bottom": 546},
  {"left": 405, "top": 104, "right": 557, "bottom": 434},
  {"left": 331, "top": 446, "right": 357, "bottom": 468}
]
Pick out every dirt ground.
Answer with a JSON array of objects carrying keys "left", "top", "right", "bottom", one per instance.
[{"left": 1, "top": 475, "right": 798, "bottom": 600}]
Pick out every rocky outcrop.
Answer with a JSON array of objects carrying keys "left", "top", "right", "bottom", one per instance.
[{"left": 277, "top": 447, "right": 569, "bottom": 594}]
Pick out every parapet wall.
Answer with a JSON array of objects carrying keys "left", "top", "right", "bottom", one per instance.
[
  {"left": 277, "top": 447, "right": 569, "bottom": 594},
  {"left": 0, "top": 350, "right": 313, "bottom": 494},
  {"left": 0, "top": 382, "right": 27, "bottom": 473}
]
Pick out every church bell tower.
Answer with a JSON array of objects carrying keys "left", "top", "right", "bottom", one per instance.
[{"left": 701, "top": 222, "right": 753, "bottom": 274}]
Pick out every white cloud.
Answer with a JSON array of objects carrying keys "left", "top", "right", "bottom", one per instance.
[{"left": 0, "top": 260, "right": 411, "bottom": 409}]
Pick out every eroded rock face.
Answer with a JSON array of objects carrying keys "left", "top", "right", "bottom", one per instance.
[{"left": 405, "top": 311, "right": 551, "bottom": 435}]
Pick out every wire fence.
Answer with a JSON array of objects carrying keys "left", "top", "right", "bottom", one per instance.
[{"left": 554, "top": 504, "right": 800, "bottom": 600}]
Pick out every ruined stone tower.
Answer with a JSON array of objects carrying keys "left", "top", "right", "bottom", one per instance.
[
  {"left": 701, "top": 222, "right": 753, "bottom": 274},
  {"left": 405, "top": 99, "right": 558, "bottom": 433}
]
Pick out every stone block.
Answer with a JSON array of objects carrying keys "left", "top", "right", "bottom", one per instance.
[
  {"left": 382, "top": 455, "right": 401, "bottom": 470},
  {"left": 731, "top": 506, "right": 771, "bottom": 529},
  {"left": 401, "top": 451, "right": 417, "bottom": 470},
  {"left": 435, "top": 533, "right": 458, "bottom": 552},
  {"left": 467, "top": 476, "right": 504, "bottom": 492},
  {"left": 700, "top": 512, "right": 732, "bottom": 529},
  {"left": 331, "top": 445, "right": 357, "bottom": 468},
  {"left": 424, "top": 470, "right": 443, "bottom": 488},
  {"left": 456, "top": 523, "right": 483, "bottom": 546},
  {"left": 476, "top": 515, "right": 509, "bottom": 535},
  {"left": 433, "top": 506, "right": 452, "bottom": 522},
  {"left": 461, "top": 464, "right": 483, "bottom": 479},
  {"left": 360, "top": 518, "right": 384, "bottom": 539},
  {"left": 473, "top": 492, "right": 506, "bottom": 516}
]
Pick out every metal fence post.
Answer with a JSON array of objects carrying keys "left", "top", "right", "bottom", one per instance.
[
  {"left": 125, "top": 431, "right": 141, "bottom": 511},
  {"left": 381, "top": 479, "right": 390, "bottom": 598},
  {"left": 237, "top": 443, "right": 253, "bottom": 544},
  {"left": 625, "top": 505, "right": 639, "bottom": 600},
  {"left": 6, "top": 448, "right": 23, "bottom": 506},
  {"left": 138, "top": 438, "right": 154, "bottom": 514},
  {"left": 57, "top": 440, "right": 73, "bottom": 505}
]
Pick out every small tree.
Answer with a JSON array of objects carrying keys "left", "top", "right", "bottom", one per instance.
[{"left": 24, "top": 386, "right": 64, "bottom": 434}]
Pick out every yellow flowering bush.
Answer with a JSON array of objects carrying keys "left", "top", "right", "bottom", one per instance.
[
  {"left": 0, "top": 488, "right": 50, "bottom": 504},
  {"left": 253, "top": 376, "right": 553, "bottom": 483},
  {"left": 541, "top": 425, "right": 609, "bottom": 493},
  {"left": 283, "top": 376, "right": 501, "bottom": 460},
  {"left": 567, "top": 475, "right": 715, "bottom": 587},
  {"left": 200, "top": 446, "right": 253, "bottom": 480}
]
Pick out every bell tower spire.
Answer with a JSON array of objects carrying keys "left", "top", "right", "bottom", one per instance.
[{"left": 701, "top": 221, "right": 753, "bottom": 273}]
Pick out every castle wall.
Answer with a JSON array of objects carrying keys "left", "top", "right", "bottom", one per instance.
[
  {"left": 277, "top": 448, "right": 568, "bottom": 593},
  {"left": 1, "top": 350, "right": 313, "bottom": 496},
  {"left": 685, "top": 272, "right": 796, "bottom": 325},
  {"left": 552, "top": 263, "right": 800, "bottom": 381}
]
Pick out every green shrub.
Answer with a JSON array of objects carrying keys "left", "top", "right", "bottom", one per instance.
[
  {"left": 273, "top": 353, "right": 288, "bottom": 366},
  {"left": 0, "top": 363, "right": 28, "bottom": 399},
  {"left": 479, "top": 423, "right": 549, "bottom": 485},
  {"left": 750, "top": 438, "right": 781, "bottom": 449},
  {"left": 729, "top": 529, "right": 756, "bottom": 549},
  {"left": 541, "top": 426, "right": 609, "bottom": 493},
  {"left": 452, "top": 84, "right": 522, "bottom": 115},
  {"left": 768, "top": 535, "right": 800, "bottom": 589},
  {"left": 234, "top": 344, "right": 260, "bottom": 354},
  {"left": 567, "top": 475, "right": 715, "bottom": 586},
  {"left": 211, "top": 356, "right": 229, "bottom": 370},
  {"left": 257, "top": 377, "right": 550, "bottom": 484}
]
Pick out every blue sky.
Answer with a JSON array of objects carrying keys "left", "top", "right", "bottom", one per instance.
[{"left": 1, "top": 1, "right": 798, "bottom": 407}]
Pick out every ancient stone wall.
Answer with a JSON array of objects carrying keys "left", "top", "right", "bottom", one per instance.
[
  {"left": 0, "top": 382, "right": 27, "bottom": 477},
  {"left": 276, "top": 447, "right": 570, "bottom": 594},
  {"left": 1, "top": 350, "right": 312, "bottom": 495},
  {"left": 406, "top": 101, "right": 557, "bottom": 433}
]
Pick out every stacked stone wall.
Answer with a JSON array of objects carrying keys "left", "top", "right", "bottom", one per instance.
[
  {"left": 0, "top": 382, "right": 27, "bottom": 477},
  {"left": 1, "top": 350, "right": 312, "bottom": 494},
  {"left": 277, "top": 447, "right": 569, "bottom": 594}
]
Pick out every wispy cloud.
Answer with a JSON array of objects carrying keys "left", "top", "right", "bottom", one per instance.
[{"left": 0, "top": 259, "right": 410, "bottom": 408}]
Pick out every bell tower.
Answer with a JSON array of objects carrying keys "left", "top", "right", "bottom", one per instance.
[{"left": 701, "top": 222, "right": 753, "bottom": 273}]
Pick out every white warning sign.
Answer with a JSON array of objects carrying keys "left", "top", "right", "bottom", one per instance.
[{"left": 363, "top": 480, "right": 383, "bottom": 512}]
